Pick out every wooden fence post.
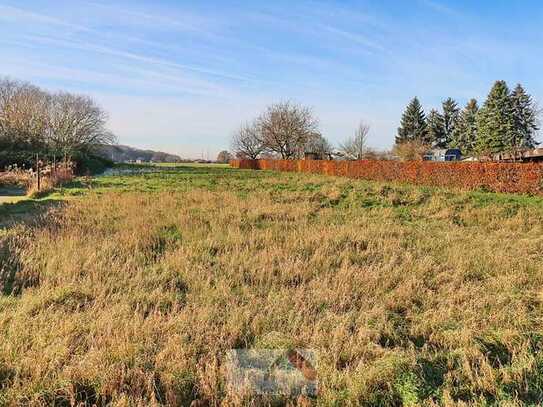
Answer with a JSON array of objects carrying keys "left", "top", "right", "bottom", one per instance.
[{"left": 36, "top": 153, "right": 41, "bottom": 191}]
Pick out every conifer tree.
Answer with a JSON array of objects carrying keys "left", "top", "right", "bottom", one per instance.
[
  {"left": 441, "top": 97, "right": 460, "bottom": 148},
  {"left": 510, "top": 83, "right": 539, "bottom": 149},
  {"left": 451, "top": 99, "right": 478, "bottom": 155},
  {"left": 476, "top": 81, "right": 515, "bottom": 154},
  {"left": 396, "top": 97, "right": 428, "bottom": 144},
  {"left": 426, "top": 109, "right": 445, "bottom": 147}
]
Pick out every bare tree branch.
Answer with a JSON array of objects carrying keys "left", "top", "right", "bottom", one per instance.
[
  {"left": 257, "top": 101, "right": 319, "bottom": 159},
  {"left": 231, "top": 120, "right": 264, "bottom": 159},
  {"left": 0, "top": 77, "right": 116, "bottom": 156},
  {"left": 339, "top": 121, "right": 369, "bottom": 160}
]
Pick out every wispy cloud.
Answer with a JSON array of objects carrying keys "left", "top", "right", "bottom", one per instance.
[
  {"left": 0, "top": 54, "right": 228, "bottom": 98},
  {"left": 240, "top": 8, "right": 386, "bottom": 55},
  {"left": 85, "top": 1, "right": 218, "bottom": 34},
  {"left": 25, "top": 35, "right": 254, "bottom": 84},
  {"left": 320, "top": 26, "right": 385, "bottom": 53},
  {"left": 0, "top": 4, "right": 89, "bottom": 32},
  {"left": 419, "top": 0, "right": 461, "bottom": 17}
]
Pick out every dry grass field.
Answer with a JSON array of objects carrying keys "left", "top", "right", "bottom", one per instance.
[{"left": 1, "top": 164, "right": 543, "bottom": 406}]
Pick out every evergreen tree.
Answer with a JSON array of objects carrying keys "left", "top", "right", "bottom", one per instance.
[
  {"left": 441, "top": 97, "right": 460, "bottom": 148},
  {"left": 396, "top": 97, "right": 428, "bottom": 144},
  {"left": 510, "top": 83, "right": 539, "bottom": 149},
  {"left": 476, "top": 81, "right": 515, "bottom": 154},
  {"left": 451, "top": 99, "right": 478, "bottom": 155},
  {"left": 426, "top": 109, "right": 445, "bottom": 147}
]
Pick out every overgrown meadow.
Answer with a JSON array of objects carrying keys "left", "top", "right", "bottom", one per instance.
[{"left": 1, "top": 164, "right": 543, "bottom": 406}]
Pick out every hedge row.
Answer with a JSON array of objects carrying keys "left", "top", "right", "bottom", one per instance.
[
  {"left": 230, "top": 159, "right": 543, "bottom": 195},
  {"left": 0, "top": 150, "right": 113, "bottom": 175}
]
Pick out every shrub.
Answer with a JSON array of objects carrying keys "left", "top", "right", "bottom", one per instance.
[
  {"left": 72, "top": 152, "right": 113, "bottom": 175},
  {"left": 392, "top": 141, "right": 430, "bottom": 161},
  {"left": 0, "top": 150, "right": 39, "bottom": 170}
]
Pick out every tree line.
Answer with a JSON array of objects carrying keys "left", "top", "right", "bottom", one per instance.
[
  {"left": 396, "top": 80, "right": 539, "bottom": 156},
  {"left": 230, "top": 102, "right": 370, "bottom": 161},
  {"left": 0, "top": 78, "right": 115, "bottom": 167},
  {"left": 230, "top": 80, "right": 539, "bottom": 163}
]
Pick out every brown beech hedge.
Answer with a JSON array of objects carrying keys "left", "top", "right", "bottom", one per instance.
[{"left": 230, "top": 159, "right": 543, "bottom": 195}]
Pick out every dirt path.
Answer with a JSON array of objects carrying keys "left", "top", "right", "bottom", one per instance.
[{"left": 0, "top": 186, "right": 27, "bottom": 205}]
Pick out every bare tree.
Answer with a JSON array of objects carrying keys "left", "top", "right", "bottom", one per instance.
[
  {"left": 0, "top": 77, "right": 115, "bottom": 157},
  {"left": 339, "top": 121, "right": 369, "bottom": 160},
  {"left": 304, "top": 132, "right": 333, "bottom": 159},
  {"left": 231, "top": 121, "right": 264, "bottom": 159},
  {"left": 46, "top": 92, "right": 115, "bottom": 156},
  {"left": 257, "top": 101, "right": 319, "bottom": 159},
  {"left": 216, "top": 150, "right": 232, "bottom": 163},
  {"left": 0, "top": 79, "right": 50, "bottom": 149}
]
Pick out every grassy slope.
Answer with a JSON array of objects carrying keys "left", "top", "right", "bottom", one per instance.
[{"left": 1, "top": 164, "right": 543, "bottom": 405}]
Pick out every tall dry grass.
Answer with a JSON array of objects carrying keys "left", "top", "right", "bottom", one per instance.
[
  {"left": 0, "top": 169, "right": 32, "bottom": 189},
  {"left": 1, "top": 170, "right": 543, "bottom": 405},
  {"left": 25, "top": 166, "right": 74, "bottom": 198}
]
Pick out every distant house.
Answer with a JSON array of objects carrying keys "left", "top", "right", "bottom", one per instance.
[
  {"left": 490, "top": 147, "right": 543, "bottom": 162},
  {"left": 423, "top": 148, "right": 462, "bottom": 162}
]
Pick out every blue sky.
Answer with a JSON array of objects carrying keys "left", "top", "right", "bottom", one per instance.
[{"left": 1, "top": 0, "right": 542, "bottom": 158}]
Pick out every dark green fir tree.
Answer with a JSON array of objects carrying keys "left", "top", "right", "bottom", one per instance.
[
  {"left": 426, "top": 109, "right": 445, "bottom": 147},
  {"left": 441, "top": 97, "right": 460, "bottom": 148},
  {"left": 396, "top": 97, "right": 428, "bottom": 144},
  {"left": 510, "top": 83, "right": 539, "bottom": 149},
  {"left": 451, "top": 99, "right": 479, "bottom": 155},
  {"left": 476, "top": 81, "right": 515, "bottom": 154}
]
